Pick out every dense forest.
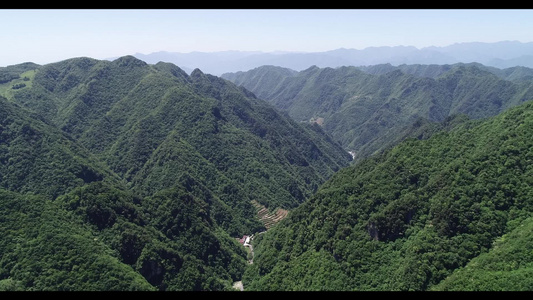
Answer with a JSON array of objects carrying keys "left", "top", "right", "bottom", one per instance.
[
  {"left": 0, "top": 56, "right": 350, "bottom": 291},
  {"left": 242, "top": 100, "right": 533, "bottom": 291},
  {"left": 222, "top": 63, "right": 533, "bottom": 162},
  {"left": 1, "top": 55, "right": 533, "bottom": 291}
]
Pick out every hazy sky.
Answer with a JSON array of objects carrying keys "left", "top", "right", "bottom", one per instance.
[{"left": 1, "top": 9, "right": 532, "bottom": 67}]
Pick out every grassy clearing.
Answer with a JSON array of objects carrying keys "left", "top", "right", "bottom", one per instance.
[{"left": 0, "top": 69, "right": 37, "bottom": 99}]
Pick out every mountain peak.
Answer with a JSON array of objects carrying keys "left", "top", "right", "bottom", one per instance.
[
  {"left": 190, "top": 68, "right": 208, "bottom": 80},
  {"left": 112, "top": 55, "right": 147, "bottom": 68}
]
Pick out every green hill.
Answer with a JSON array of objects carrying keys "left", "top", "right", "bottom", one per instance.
[
  {"left": 0, "top": 187, "right": 155, "bottom": 291},
  {"left": 4, "top": 56, "right": 351, "bottom": 229},
  {"left": 432, "top": 215, "right": 533, "bottom": 291},
  {"left": 0, "top": 89, "right": 249, "bottom": 291},
  {"left": 223, "top": 63, "right": 533, "bottom": 161},
  {"left": 242, "top": 100, "right": 533, "bottom": 291},
  {"left": 0, "top": 96, "right": 118, "bottom": 198},
  {"left": 0, "top": 57, "right": 351, "bottom": 291},
  {"left": 357, "top": 62, "right": 533, "bottom": 83}
]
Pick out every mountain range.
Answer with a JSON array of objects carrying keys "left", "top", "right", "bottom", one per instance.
[
  {"left": 0, "top": 56, "right": 350, "bottom": 291},
  {"left": 222, "top": 62, "right": 533, "bottom": 161},
  {"left": 132, "top": 41, "right": 533, "bottom": 76},
  {"left": 1, "top": 49, "right": 533, "bottom": 291}
]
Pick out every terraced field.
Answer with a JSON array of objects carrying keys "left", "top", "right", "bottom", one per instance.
[{"left": 251, "top": 200, "right": 289, "bottom": 229}]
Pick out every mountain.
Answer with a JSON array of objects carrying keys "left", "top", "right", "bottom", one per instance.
[
  {"left": 6, "top": 56, "right": 351, "bottom": 214},
  {"left": 132, "top": 50, "right": 354, "bottom": 77},
  {"left": 432, "top": 215, "right": 533, "bottom": 291},
  {"left": 0, "top": 56, "right": 351, "bottom": 291},
  {"left": 242, "top": 99, "right": 533, "bottom": 291},
  {"left": 0, "top": 96, "right": 118, "bottom": 198},
  {"left": 0, "top": 187, "right": 157, "bottom": 291},
  {"left": 428, "top": 41, "right": 533, "bottom": 68},
  {"left": 222, "top": 63, "right": 533, "bottom": 162},
  {"left": 133, "top": 41, "right": 533, "bottom": 76},
  {"left": 4, "top": 52, "right": 532, "bottom": 291},
  {"left": 357, "top": 62, "right": 533, "bottom": 82}
]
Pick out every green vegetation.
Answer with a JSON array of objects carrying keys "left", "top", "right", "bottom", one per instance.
[
  {"left": 0, "top": 68, "right": 36, "bottom": 100},
  {"left": 0, "top": 96, "right": 117, "bottom": 198},
  {"left": 0, "top": 57, "right": 351, "bottom": 290},
  {"left": 432, "top": 216, "right": 533, "bottom": 291},
  {"left": 3, "top": 55, "right": 533, "bottom": 291},
  {"left": 0, "top": 188, "right": 155, "bottom": 291},
  {"left": 223, "top": 63, "right": 533, "bottom": 162},
  {"left": 243, "top": 100, "right": 533, "bottom": 291}
]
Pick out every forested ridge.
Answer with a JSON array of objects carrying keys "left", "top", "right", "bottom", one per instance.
[
  {"left": 223, "top": 63, "right": 533, "bottom": 162},
  {"left": 1, "top": 55, "right": 533, "bottom": 291},
  {"left": 0, "top": 56, "right": 350, "bottom": 291},
  {"left": 243, "top": 100, "right": 533, "bottom": 291}
]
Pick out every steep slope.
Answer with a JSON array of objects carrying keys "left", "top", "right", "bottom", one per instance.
[
  {"left": 432, "top": 216, "right": 533, "bottom": 291},
  {"left": 243, "top": 100, "right": 533, "bottom": 291},
  {"left": 0, "top": 91, "right": 249, "bottom": 291},
  {"left": 59, "top": 181, "right": 249, "bottom": 291},
  {"left": 0, "top": 95, "right": 118, "bottom": 198},
  {"left": 221, "top": 65, "right": 298, "bottom": 101},
  {"left": 6, "top": 57, "right": 351, "bottom": 226},
  {"left": 0, "top": 57, "right": 352, "bottom": 291},
  {"left": 0, "top": 180, "right": 250, "bottom": 291},
  {"left": 0, "top": 188, "right": 156, "bottom": 291},
  {"left": 223, "top": 63, "right": 533, "bottom": 161}
]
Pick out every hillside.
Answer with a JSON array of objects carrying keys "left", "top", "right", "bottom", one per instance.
[
  {"left": 0, "top": 78, "right": 250, "bottom": 291},
  {"left": 242, "top": 100, "right": 533, "bottom": 291},
  {"left": 432, "top": 215, "right": 533, "bottom": 291},
  {"left": 358, "top": 62, "right": 533, "bottom": 83},
  {"left": 4, "top": 56, "right": 351, "bottom": 222},
  {"left": 223, "top": 63, "right": 533, "bottom": 161},
  {"left": 0, "top": 56, "right": 351, "bottom": 291},
  {"left": 0, "top": 96, "right": 118, "bottom": 198},
  {"left": 0, "top": 188, "right": 156, "bottom": 291}
]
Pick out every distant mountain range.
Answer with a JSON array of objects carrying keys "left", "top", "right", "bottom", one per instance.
[{"left": 130, "top": 41, "right": 533, "bottom": 76}]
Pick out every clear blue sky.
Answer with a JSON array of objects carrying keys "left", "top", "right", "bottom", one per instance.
[{"left": 1, "top": 9, "right": 532, "bottom": 67}]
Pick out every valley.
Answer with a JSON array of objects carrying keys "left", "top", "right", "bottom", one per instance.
[
  {"left": 0, "top": 56, "right": 349, "bottom": 291},
  {"left": 222, "top": 62, "right": 533, "bottom": 162},
  {"left": 1, "top": 55, "right": 532, "bottom": 291}
]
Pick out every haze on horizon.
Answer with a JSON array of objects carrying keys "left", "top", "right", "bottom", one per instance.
[{"left": 1, "top": 9, "right": 532, "bottom": 67}]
